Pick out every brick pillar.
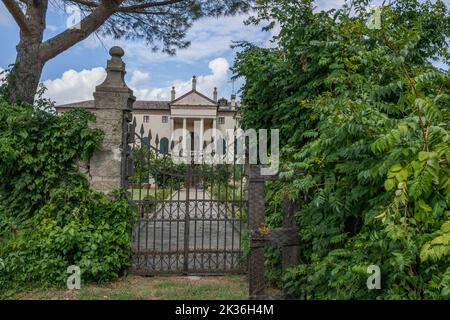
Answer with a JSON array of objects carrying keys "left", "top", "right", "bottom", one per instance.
[{"left": 89, "top": 46, "right": 135, "bottom": 193}]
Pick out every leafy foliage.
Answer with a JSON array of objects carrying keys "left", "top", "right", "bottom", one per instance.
[
  {"left": 0, "top": 187, "right": 132, "bottom": 295},
  {"left": 0, "top": 94, "right": 132, "bottom": 295},
  {"left": 234, "top": 0, "right": 449, "bottom": 299},
  {"left": 130, "top": 146, "right": 187, "bottom": 188},
  {"left": 0, "top": 97, "right": 103, "bottom": 222}
]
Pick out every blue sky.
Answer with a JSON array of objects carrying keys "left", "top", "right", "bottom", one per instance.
[
  {"left": 0, "top": 2, "right": 279, "bottom": 104},
  {"left": 0, "top": 1, "right": 446, "bottom": 104}
]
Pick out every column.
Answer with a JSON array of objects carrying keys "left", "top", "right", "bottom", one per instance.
[
  {"left": 170, "top": 116, "right": 174, "bottom": 142},
  {"left": 90, "top": 46, "right": 135, "bottom": 193},
  {"left": 182, "top": 117, "right": 187, "bottom": 155},
  {"left": 200, "top": 118, "right": 204, "bottom": 151},
  {"left": 213, "top": 118, "right": 217, "bottom": 152},
  {"left": 199, "top": 117, "right": 204, "bottom": 162}
]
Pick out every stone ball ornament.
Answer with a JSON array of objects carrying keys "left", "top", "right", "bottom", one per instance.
[{"left": 109, "top": 46, "right": 125, "bottom": 58}]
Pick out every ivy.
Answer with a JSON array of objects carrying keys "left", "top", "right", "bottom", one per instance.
[{"left": 0, "top": 93, "right": 132, "bottom": 295}]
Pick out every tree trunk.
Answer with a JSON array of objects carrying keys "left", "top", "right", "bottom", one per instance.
[
  {"left": 9, "top": 0, "right": 47, "bottom": 105},
  {"left": 12, "top": 39, "right": 45, "bottom": 104}
]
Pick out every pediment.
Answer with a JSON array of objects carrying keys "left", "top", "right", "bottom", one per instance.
[{"left": 171, "top": 90, "right": 217, "bottom": 107}]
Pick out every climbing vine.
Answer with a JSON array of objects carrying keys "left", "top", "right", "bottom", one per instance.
[{"left": 0, "top": 87, "right": 132, "bottom": 295}]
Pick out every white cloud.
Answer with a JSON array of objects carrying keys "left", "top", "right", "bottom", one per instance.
[
  {"left": 315, "top": 0, "right": 346, "bottom": 12},
  {"left": 0, "top": 67, "right": 6, "bottom": 83},
  {"left": 129, "top": 70, "right": 150, "bottom": 88},
  {"left": 83, "top": 14, "right": 267, "bottom": 64},
  {"left": 132, "top": 57, "right": 230, "bottom": 101},
  {"left": 43, "top": 58, "right": 230, "bottom": 104},
  {"left": 42, "top": 67, "right": 106, "bottom": 104}
]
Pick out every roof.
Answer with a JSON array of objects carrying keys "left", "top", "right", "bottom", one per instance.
[
  {"left": 171, "top": 89, "right": 217, "bottom": 106},
  {"left": 56, "top": 100, "right": 95, "bottom": 109},
  {"left": 134, "top": 101, "right": 170, "bottom": 110},
  {"left": 55, "top": 100, "right": 170, "bottom": 111},
  {"left": 55, "top": 96, "right": 237, "bottom": 112}
]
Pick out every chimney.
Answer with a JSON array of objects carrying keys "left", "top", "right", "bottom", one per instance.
[
  {"left": 218, "top": 97, "right": 228, "bottom": 106},
  {"left": 171, "top": 86, "right": 176, "bottom": 101},
  {"left": 231, "top": 94, "right": 236, "bottom": 108},
  {"left": 192, "top": 75, "right": 197, "bottom": 90},
  {"left": 213, "top": 87, "right": 218, "bottom": 102}
]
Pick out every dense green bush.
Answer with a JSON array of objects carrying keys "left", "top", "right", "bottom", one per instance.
[
  {"left": 234, "top": 0, "right": 449, "bottom": 299},
  {"left": 131, "top": 146, "right": 186, "bottom": 188},
  {"left": 0, "top": 93, "right": 132, "bottom": 295},
  {"left": 0, "top": 186, "right": 131, "bottom": 293},
  {"left": 0, "top": 96, "right": 102, "bottom": 222}
]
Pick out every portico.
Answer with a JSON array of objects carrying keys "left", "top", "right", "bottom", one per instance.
[{"left": 171, "top": 117, "right": 217, "bottom": 144}]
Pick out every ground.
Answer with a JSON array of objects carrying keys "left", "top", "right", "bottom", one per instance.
[{"left": 11, "top": 275, "right": 248, "bottom": 300}]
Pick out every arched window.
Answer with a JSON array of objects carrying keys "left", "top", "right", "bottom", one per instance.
[
  {"left": 159, "top": 137, "right": 169, "bottom": 154},
  {"left": 142, "top": 137, "right": 150, "bottom": 147}
]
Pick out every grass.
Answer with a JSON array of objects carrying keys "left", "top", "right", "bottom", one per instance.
[{"left": 10, "top": 275, "right": 248, "bottom": 300}]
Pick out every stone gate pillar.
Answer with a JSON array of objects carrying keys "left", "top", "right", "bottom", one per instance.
[{"left": 89, "top": 46, "right": 135, "bottom": 193}]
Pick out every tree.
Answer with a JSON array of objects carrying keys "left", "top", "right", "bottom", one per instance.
[
  {"left": 1, "top": 0, "right": 253, "bottom": 104},
  {"left": 234, "top": 0, "right": 449, "bottom": 299}
]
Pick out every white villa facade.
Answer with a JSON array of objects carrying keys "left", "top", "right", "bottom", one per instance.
[{"left": 55, "top": 76, "right": 240, "bottom": 161}]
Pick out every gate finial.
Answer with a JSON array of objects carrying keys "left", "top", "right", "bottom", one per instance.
[{"left": 96, "top": 46, "right": 132, "bottom": 94}]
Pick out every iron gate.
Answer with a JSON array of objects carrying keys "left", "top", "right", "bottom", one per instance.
[{"left": 126, "top": 124, "right": 248, "bottom": 275}]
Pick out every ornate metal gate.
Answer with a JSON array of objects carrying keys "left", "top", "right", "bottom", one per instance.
[{"left": 125, "top": 124, "right": 248, "bottom": 275}]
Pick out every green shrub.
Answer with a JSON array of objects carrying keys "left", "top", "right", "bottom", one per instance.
[
  {"left": 0, "top": 186, "right": 132, "bottom": 293},
  {"left": 234, "top": 0, "right": 449, "bottom": 299},
  {"left": 130, "top": 146, "right": 186, "bottom": 189},
  {"left": 0, "top": 96, "right": 103, "bottom": 223},
  {"left": 0, "top": 94, "right": 132, "bottom": 295}
]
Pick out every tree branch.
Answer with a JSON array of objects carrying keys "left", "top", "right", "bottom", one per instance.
[
  {"left": 40, "top": 0, "right": 121, "bottom": 61},
  {"left": 68, "top": 0, "right": 99, "bottom": 8},
  {"left": 117, "top": 0, "right": 184, "bottom": 13},
  {"left": 2, "top": 0, "right": 31, "bottom": 35}
]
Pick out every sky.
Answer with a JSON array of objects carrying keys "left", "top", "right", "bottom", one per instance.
[
  {"left": 0, "top": 1, "right": 284, "bottom": 105},
  {"left": 2, "top": 0, "right": 446, "bottom": 105}
]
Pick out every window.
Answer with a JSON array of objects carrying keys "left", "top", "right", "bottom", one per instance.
[
  {"left": 218, "top": 117, "right": 225, "bottom": 125},
  {"left": 143, "top": 115, "right": 149, "bottom": 123},
  {"left": 159, "top": 137, "right": 169, "bottom": 154},
  {"left": 162, "top": 116, "right": 168, "bottom": 123}
]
